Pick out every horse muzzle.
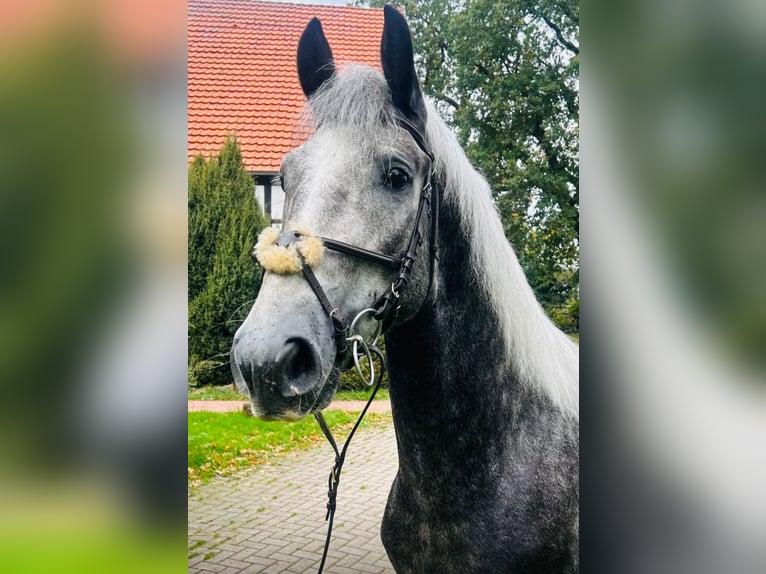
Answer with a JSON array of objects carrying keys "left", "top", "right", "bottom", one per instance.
[
  {"left": 231, "top": 279, "right": 338, "bottom": 420},
  {"left": 231, "top": 333, "right": 335, "bottom": 420}
]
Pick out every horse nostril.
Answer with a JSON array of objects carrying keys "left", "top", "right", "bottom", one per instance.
[{"left": 275, "top": 337, "right": 319, "bottom": 397}]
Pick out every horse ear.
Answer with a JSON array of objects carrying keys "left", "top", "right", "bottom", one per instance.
[
  {"left": 297, "top": 18, "right": 336, "bottom": 98},
  {"left": 381, "top": 5, "right": 425, "bottom": 126}
]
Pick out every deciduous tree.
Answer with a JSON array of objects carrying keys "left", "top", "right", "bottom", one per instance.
[{"left": 359, "top": 0, "right": 579, "bottom": 330}]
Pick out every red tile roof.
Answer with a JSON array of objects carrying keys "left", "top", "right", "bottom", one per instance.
[{"left": 188, "top": 0, "right": 384, "bottom": 172}]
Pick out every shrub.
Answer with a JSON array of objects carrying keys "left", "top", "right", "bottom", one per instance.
[
  {"left": 188, "top": 136, "right": 268, "bottom": 386},
  {"left": 338, "top": 340, "right": 389, "bottom": 391}
]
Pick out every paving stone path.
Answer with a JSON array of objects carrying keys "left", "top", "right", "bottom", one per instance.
[{"left": 189, "top": 423, "right": 398, "bottom": 573}]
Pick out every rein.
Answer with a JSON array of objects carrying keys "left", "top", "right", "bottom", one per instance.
[
  {"left": 312, "top": 341, "right": 385, "bottom": 574},
  {"left": 256, "top": 116, "right": 439, "bottom": 573}
]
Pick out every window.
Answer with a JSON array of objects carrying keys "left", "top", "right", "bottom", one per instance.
[
  {"left": 252, "top": 175, "right": 283, "bottom": 227},
  {"left": 270, "top": 183, "right": 284, "bottom": 222},
  {"left": 254, "top": 184, "right": 265, "bottom": 214}
]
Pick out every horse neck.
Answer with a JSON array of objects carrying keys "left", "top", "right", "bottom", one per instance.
[{"left": 384, "top": 196, "right": 538, "bottom": 472}]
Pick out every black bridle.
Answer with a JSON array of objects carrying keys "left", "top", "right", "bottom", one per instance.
[
  {"left": 277, "top": 116, "right": 440, "bottom": 574},
  {"left": 283, "top": 116, "right": 440, "bottom": 357}
]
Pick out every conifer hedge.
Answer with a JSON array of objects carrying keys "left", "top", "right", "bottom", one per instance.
[{"left": 188, "top": 137, "right": 268, "bottom": 386}]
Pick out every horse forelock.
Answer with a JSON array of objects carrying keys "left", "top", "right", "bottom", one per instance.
[
  {"left": 297, "top": 65, "right": 578, "bottom": 418},
  {"left": 298, "top": 64, "right": 398, "bottom": 142}
]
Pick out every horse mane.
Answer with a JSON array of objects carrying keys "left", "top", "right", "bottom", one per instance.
[
  {"left": 303, "top": 65, "right": 579, "bottom": 417},
  {"left": 425, "top": 101, "right": 579, "bottom": 417}
]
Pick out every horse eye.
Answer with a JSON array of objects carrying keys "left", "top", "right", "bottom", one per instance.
[{"left": 385, "top": 168, "right": 410, "bottom": 190}]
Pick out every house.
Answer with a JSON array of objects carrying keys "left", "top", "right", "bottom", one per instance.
[{"left": 188, "top": 0, "right": 384, "bottom": 224}]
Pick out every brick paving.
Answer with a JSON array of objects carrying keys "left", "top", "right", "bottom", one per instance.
[
  {"left": 188, "top": 400, "right": 251, "bottom": 413},
  {"left": 189, "top": 423, "right": 398, "bottom": 573}
]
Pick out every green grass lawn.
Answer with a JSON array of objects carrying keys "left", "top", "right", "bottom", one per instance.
[
  {"left": 188, "top": 410, "right": 391, "bottom": 488},
  {"left": 188, "top": 385, "right": 389, "bottom": 402}
]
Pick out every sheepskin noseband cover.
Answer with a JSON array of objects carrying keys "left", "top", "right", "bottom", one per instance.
[{"left": 254, "top": 227, "right": 325, "bottom": 274}]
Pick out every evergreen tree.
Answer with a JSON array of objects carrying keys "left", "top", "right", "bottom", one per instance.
[{"left": 188, "top": 137, "right": 268, "bottom": 385}]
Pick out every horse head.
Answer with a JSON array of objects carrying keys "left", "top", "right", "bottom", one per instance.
[{"left": 231, "top": 6, "right": 435, "bottom": 420}]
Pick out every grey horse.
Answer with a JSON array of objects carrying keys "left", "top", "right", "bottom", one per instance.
[{"left": 231, "top": 6, "right": 579, "bottom": 572}]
